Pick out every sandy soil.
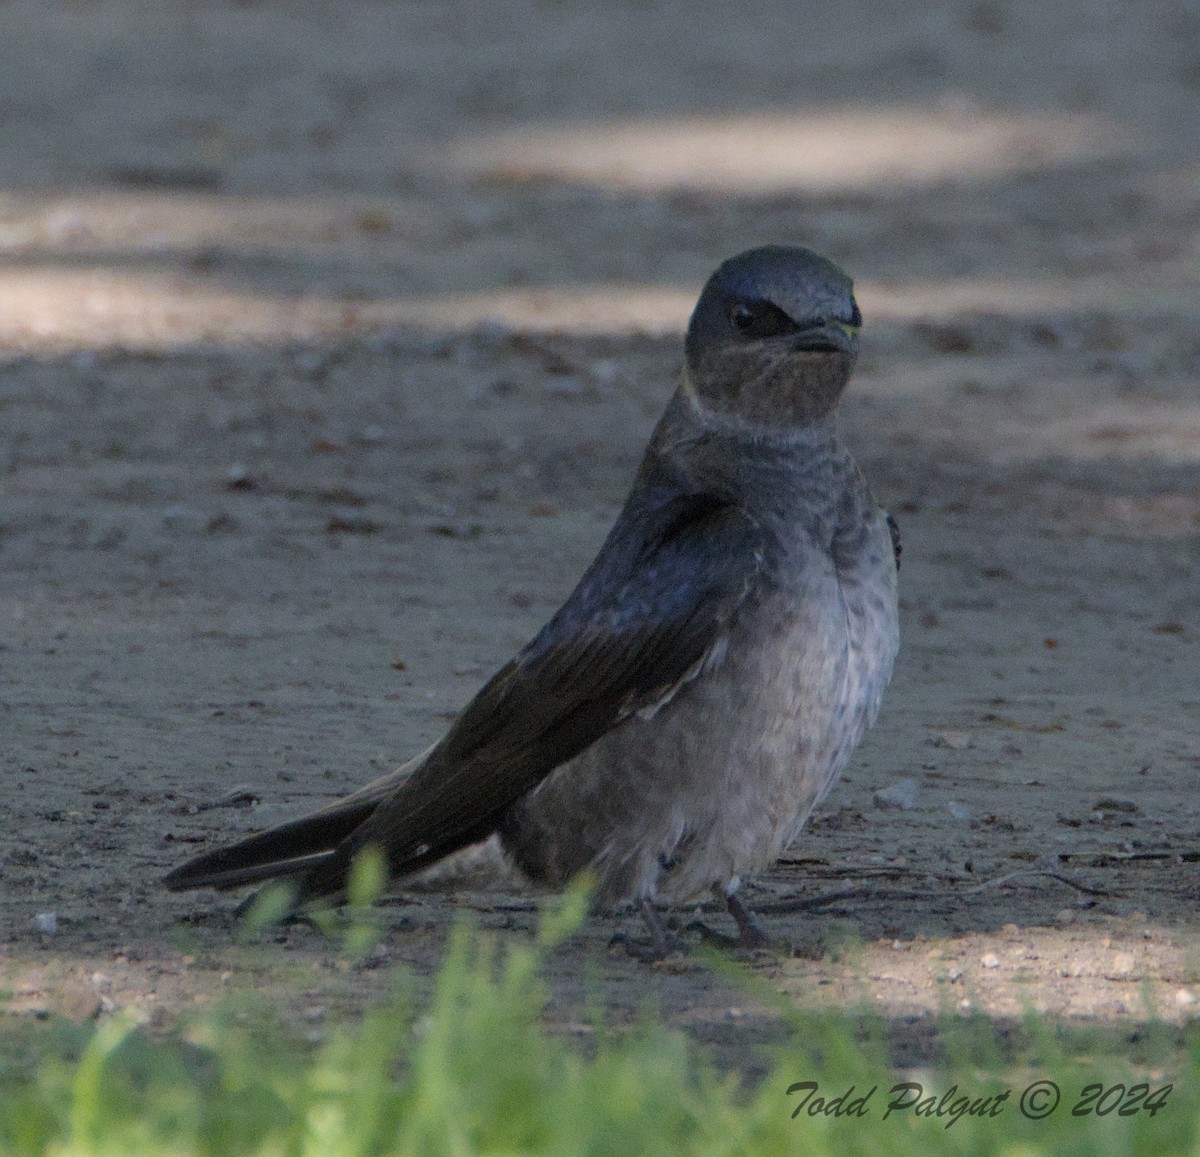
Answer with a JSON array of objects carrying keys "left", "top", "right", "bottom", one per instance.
[{"left": 1, "top": 0, "right": 1198, "bottom": 1070}]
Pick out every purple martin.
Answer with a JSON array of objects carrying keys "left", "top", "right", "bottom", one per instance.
[{"left": 164, "top": 246, "right": 901, "bottom": 954}]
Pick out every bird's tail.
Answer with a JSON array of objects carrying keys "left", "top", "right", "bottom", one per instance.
[{"left": 162, "top": 752, "right": 428, "bottom": 896}]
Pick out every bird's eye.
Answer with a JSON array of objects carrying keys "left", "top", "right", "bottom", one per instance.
[
  {"left": 729, "top": 303, "right": 755, "bottom": 332},
  {"left": 728, "top": 300, "right": 799, "bottom": 339}
]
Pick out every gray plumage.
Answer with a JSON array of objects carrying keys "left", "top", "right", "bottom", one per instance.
[{"left": 164, "top": 245, "right": 900, "bottom": 951}]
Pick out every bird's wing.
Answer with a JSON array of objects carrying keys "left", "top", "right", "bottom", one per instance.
[
  {"left": 164, "top": 490, "right": 766, "bottom": 899},
  {"left": 295, "top": 491, "right": 766, "bottom": 898},
  {"left": 886, "top": 512, "right": 902, "bottom": 569}
]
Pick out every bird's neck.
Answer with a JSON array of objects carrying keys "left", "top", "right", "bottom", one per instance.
[
  {"left": 647, "top": 381, "right": 850, "bottom": 512},
  {"left": 667, "top": 370, "right": 841, "bottom": 454}
]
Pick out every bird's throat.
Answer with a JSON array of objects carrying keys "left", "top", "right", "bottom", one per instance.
[{"left": 681, "top": 353, "right": 853, "bottom": 434}]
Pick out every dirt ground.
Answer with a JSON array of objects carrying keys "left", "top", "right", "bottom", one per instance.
[{"left": 1, "top": 0, "right": 1198, "bottom": 1071}]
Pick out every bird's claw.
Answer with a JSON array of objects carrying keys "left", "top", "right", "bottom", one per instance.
[{"left": 685, "top": 918, "right": 777, "bottom": 955}]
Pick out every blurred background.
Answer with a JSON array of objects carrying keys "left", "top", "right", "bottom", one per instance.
[{"left": 0, "top": 1, "right": 1196, "bottom": 347}]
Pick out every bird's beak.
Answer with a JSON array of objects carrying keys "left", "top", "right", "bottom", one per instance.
[{"left": 791, "top": 320, "right": 859, "bottom": 354}]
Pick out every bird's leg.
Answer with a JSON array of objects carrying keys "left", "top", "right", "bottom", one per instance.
[
  {"left": 640, "top": 897, "right": 685, "bottom": 957},
  {"left": 687, "top": 887, "right": 773, "bottom": 951},
  {"left": 724, "top": 891, "right": 773, "bottom": 950}
]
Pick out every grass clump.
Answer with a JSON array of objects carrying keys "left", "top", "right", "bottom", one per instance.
[{"left": 1, "top": 880, "right": 1198, "bottom": 1155}]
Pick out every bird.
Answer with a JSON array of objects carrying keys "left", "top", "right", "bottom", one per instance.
[{"left": 164, "top": 245, "right": 901, "bottom": 956}]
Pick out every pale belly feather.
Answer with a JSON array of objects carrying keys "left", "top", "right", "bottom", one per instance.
[{"left": 501, "top": 513, "right": 899, "bottom": 907}]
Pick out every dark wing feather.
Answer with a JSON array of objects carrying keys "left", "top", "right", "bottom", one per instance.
[
  {"left": 296, "top": 492, "right": 765, "bottom": 899},
  {"left": 161, "top": 757, "right": 427, "bottom": 891},
  {"left": 165, "top": 488, "right": 765, "bottom": 901}
]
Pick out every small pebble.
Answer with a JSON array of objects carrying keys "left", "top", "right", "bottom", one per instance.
[
  {"left": 934, "top": 731, "right": 972, "bottom": 750},
  {"left": 354, "top": 425, "right": 387, "bottom": 445},
  {"left": 946, "top": 800, "right": 972, "bottom": 823},
  {"left": 34, "top": 912, "right": 58, "bottom": 935},
  {"left": 981, "top": 952, "right": 1000, "bottom": 969},
  {"left": 874, "top": 778, "right": 919, "bottom": 810},
  {"left": 198, "top": 784, "right": 261, "bottom": 811}
]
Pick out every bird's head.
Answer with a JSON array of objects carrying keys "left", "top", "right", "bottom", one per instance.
[{"left": 683, "top": 246, "right": 861, "bottom": 431}]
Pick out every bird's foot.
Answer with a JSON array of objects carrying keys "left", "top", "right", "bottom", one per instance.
[
  {"left": 685, "top": 891, "right": 780, "bottom": 956},
  {"left": 608, "top": 898, "right": 688, "bottom": 962}
]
